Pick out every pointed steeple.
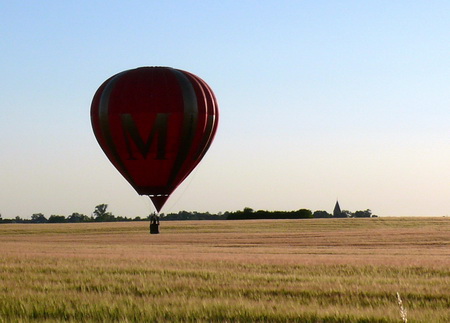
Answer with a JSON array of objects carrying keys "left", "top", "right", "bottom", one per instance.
[{"left": 333, "top": 200, "right": 342, "bottom": 217}]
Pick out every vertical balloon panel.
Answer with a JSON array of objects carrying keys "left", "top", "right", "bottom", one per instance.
[{"left": 90, "top": 67, "right": 219, "bottom": 212}]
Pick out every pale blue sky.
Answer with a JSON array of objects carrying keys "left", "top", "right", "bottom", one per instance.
[{"left": 1, "top": 1, "right": 449, "bottom": 218}]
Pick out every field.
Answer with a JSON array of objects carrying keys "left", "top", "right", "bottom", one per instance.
[{"left": 0, "top": 217, "right": 449, "bottom": 322}]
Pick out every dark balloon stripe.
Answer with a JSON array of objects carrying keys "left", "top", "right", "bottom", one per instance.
[
  {"left": 167, "top": 69, "right": 199, "bottom": 186},
  {"left": 98, "top": 70, "right": 134, "bottom": 183}
]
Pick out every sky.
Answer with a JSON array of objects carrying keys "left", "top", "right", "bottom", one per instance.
[{"left": 1, "top": 1, "right": 449, "bottom": 218}]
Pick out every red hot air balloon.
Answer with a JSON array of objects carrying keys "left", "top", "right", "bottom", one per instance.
[{"left": 90, "top": 67, "right": 219, "bottom": 212}]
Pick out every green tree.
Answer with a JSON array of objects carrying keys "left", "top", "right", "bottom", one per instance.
[
  {"left": 31, "top": 213, "right": 47, "bottom": 223},
  {"left": 67, "top": 212, "right": 91, "bottom": 223},
  {"left": 93, "top": 204, "right": 115, "bottom": 222},
  {"left": 48, "top": 215, "right": 67, "bottom": 223},
  {"left": 295, "top": 209, "right": 313, "bottom": 218},
  {"left": 0, "top": 214, "right": 13, "bottom": 224},
  {"left": 313, "top": 210, "right": 332, "bottom": 218},
  {"left": 353, "top": 209, "right": 372, "bottom": 218}
]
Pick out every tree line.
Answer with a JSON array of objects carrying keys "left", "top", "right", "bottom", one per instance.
[
  {"left": 0, "top": 204, "right": 147, "bottom": 224},
  {"left": 224, "top": 207, "right": 375, "bottom": 220},
  {"left": 0, "top": 205, "right": 376, "bottom": 223}
]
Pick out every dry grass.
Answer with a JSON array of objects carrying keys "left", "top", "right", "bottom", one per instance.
[{"left": 0, "top": 218, "right": 449, "bottom": 322}]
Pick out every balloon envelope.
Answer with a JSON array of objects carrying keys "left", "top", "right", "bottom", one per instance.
[{"left": 90, "top": 67, "right": 219, "bottom": 212}]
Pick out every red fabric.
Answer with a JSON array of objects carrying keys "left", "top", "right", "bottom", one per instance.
[{"left": 91, "top": 67, "right": 218, "bottom": 212}]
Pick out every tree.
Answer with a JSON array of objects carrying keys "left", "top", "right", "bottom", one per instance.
[
  {"left": 48, "top": 215, "right": 67, "bottom": 223},
  {"left": 0, "top": 214, "right": 13, "bottom": 224},
  {"left": 93, "top": 204, "right": 107, "bottom": 217},
  {"left": 353, "top": 209, "right": 372, "bottom": 218},
  {"left": 67, "top": 212, "right": 90, "bottom": 223},
  {"left": 31, "top": 213, "right": 47, "bottom": 223},
  {"left": 93, "top": 204, "right": 115, "bottom": 222},
  {"left": 313, "top": 210, "right": 332, "bottom": 218},
  {"left": 295, "top": 209, "right": 313, "bottom": 218}
]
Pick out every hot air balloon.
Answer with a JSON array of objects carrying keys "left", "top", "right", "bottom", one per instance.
[{"left": 90, "top": 67, "right": 219, "bottom": 213}]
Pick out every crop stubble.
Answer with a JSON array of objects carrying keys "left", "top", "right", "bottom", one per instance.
[{"left": 0, "top": 217, "right": 448, "bottom": 322}]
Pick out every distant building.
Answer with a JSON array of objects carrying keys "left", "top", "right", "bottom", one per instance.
[{"left": 333, "top": 200, "right": 345, "bottom": 217}]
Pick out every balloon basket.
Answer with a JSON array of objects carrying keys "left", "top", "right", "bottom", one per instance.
[{"left": 150, "top": 223, "right": 159, "bottom": 234}]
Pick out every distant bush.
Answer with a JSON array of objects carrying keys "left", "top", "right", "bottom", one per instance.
[
  {"left": 48, "top": 215, "right": 67, "bottom": 223},
  {"left": 353, "top": 209, "right": 372, "bottom": 218},
  {"left": 227, "top": 208, "right": 313, "bottom": 220},
  {"left": 313, "top": 210, "right": 332, "bottom": 218}
]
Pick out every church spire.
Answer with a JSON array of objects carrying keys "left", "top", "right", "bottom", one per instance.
[{"left": 333, "top": 200, "right": 342, "bottom": 217}]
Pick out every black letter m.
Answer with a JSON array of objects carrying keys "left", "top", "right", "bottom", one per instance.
[{"left": 120, "top": 113, "right": 169, "bottom": 160}]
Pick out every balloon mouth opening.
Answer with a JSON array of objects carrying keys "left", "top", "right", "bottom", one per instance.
[{"left": 148, "top": 194, "right": 170, "bottom": 213}]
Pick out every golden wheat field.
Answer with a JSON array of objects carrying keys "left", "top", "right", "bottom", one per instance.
[{"left": 0, "top": 217, "right": 449, "bottom": 322}]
